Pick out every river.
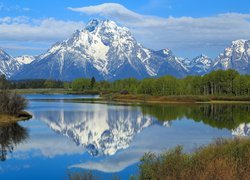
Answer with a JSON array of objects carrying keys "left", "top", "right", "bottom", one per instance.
[{"left": 0, "top": 94, "right": 249, "bottom": 179}]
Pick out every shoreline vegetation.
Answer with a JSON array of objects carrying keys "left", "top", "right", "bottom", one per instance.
[
  {"left": 12, "top": 88, "right": 250, "bottom": 104},
  {"left": 101, "top": 94, "right": 250, "bottom": 104},
  {"left": 0, "top": 111, "right": 32, "bottom": 125},
  {"left": 0, "top": 75, "right": 32, "bottom": 124},
  {"left": 69, "top": 138, "right": 250, "bottom": 180},
  {"left": 139, "top": 138, "right": 250, "bottom": 180},
  {"left": 8, "top": 69, "right": 250, "bottom": 103}
]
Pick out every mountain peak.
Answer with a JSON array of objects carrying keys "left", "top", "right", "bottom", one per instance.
[
  {"left": 0, "top": 48, "right": 20, "bottom": 78},
  {"left": 213, "top": 39, "right": 250, "bottom": 72},
  {"left": 15, "top": 55, "right": 36, "bottom": 65},
  {"left": 197, "top": 54, "right": 209, "bottom": 58},
  {"left": 84, "top": 19, "right": 121, "bottom": 32},
  {"left": 85, "top": 19, "right": 100, "bottom": 32},
  {"left": 232, "top": 39, "right": 247, "bottom": 46},
  {"left": 12, "top": 18, "right": 188, "bottom": 80}
]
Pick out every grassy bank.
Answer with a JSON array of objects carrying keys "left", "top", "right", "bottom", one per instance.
[
  {"left": 12, "top": 88, "right": 101, "bottom": 95},
  {"left": 102, "top": 94, "right": 250, "bottom": 104},
  {"left": 11, "top": 88, "right": 250, "bottom": 103},
  {"left": 0, "top": 111, "right": 32, "bottom": 125},
  {"left": 139, "top": 138, "right": 250, "bottom": 180}
]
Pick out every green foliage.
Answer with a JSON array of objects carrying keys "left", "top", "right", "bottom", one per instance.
[
  {"left": 44, "top": 80, "right": 57, "bottom": 88},
  {"left": 9, "top": 79, "right": 64, "bottom": 89},
  {"left": 63, "top": 82, "right": 71, "bottom": 89},
  {"left": 139, "top": 138, "right": 250, "bottom": 180},
  {"left": 71, "top": 78, "right": 91, "bottom": 91},
  {"left": 0, "top": 74, "right": 8, "bottom": 89},
  {"left": 102, "top": 69, "right": 246, "bottom": 96},
  {"left": 138, "top": 78, "right": 155, "bottom": 95},
  {"left": 113, "top": 78, "right": 138, "bottom": 93},
  {"left": 90, "top": 77, "right": 96, "bottom": 89},
  {"left": 6, "top": 69, "right": 250, "bottom": 96}
]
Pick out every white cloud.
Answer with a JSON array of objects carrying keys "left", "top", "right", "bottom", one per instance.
[
  {"left": 0, "top": 43, "right": 47, "bottom": 51},
  {"left": 0, "top": 3, "right": 31, "bottom": 12},
  {"left": 68, "top": 3, "right": 250, "bottom": 56},
  {"left": 1, "top": 3, "right": 250, "bottom": 57},
  {"left": 0, "top": 16, "right": 84, "bottom": 42},
  {"left": 13, "top": 134, "right": 85, "bottom": 159}
]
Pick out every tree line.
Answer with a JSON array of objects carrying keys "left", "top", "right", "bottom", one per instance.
[
  {"left": 68, "top": 69, "right": 250, "bottom": 96},
  {"left": 4, "top": 69, "right": 250, "bottom": 96}
]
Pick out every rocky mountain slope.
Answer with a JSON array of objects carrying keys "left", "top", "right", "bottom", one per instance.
[
  {"left": 12, "top": 19, "right": 187, "bottom": 81},
  {"left": 213, "top": 39, "right": 250, "bottom": 74},
  {"left": 0, "top": 48, "right": 21, "bottom": 78}
]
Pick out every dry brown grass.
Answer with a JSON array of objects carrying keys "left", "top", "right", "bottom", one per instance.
[
  {"left": 139, "top": 138, "right": 250, "bottom": 180},
  {"left": 0, "top": 111, "right": 32, "bottom": 125},
  {"left": 104, "top": 94, "right": 211, "bottom": 103}
]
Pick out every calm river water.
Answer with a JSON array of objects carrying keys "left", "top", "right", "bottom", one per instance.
[{"left": 0, "top": 94, "right": 249, "bottom": 179}]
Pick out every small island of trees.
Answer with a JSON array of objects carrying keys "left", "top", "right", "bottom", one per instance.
[{"left": 0, "top": 75, "right": 29, "bottom": 119}]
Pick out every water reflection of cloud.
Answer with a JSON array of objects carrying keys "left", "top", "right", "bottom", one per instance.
[{"left": 13, "top": 133, "right": 85, "bottom": 159}]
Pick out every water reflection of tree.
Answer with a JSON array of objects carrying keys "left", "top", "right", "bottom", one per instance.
[
  {"left": 141, "top": 104, "right": 250, "bottom": 130},
  {"left": 0, "top": 123, "right": 29, "bottom": 161}
]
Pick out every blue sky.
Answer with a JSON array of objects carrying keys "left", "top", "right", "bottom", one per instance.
[{"left": 0, "top": 0, "right": 250, "bottom": 58}]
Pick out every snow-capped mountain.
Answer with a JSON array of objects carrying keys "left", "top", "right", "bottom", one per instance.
[
  {"left": 188, "top": 54, "right": 213, "bottom": 75},
  {"left": 12, "top": 19, "right": 187, "bottom": 81},
  {"left": 15, "top": 55, "right": 36, "bottom": 65},
  {"left": 213, "top": 40, "right": 250, "bottom": 73},
  {"left": 2, "top": 19, "right": 250, "bottom": 80},
  {"left": 32, "top": 106, "right": 170, "bottom": 156},
  {"left": 0, "top": 48, "right": 21, "bottom": 78}
]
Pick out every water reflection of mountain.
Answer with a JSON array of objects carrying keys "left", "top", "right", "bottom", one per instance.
[
  {"left": 33, "top": 106, "right": 170, "bottom": 156},
  {"left": 33, "top": 103, "right": 250, "bottom": 157},
  {"left": 0, "top": 123, "right": 29, "bottom": 161},
  {"left": 232, "top": 123, "right": 250, "bottom": 137}
]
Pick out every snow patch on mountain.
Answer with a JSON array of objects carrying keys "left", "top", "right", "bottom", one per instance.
[
  {"left": 213, "top": 39, "right": 250, "bottom": 73},
  {"left": 189, "top": 54, "right": 213, "bottom": 75},
  {"left": 2, "top": 18, "right": 250, "bottom": 80},
  {"left": 15, "top": 55, "right": 36, "bottom": 65},
  {"left": 12, "top": 19, "right": 188, "bottom": 81},
  {"left": 0, "top": 48, "right": 21, "bottom": 78}
]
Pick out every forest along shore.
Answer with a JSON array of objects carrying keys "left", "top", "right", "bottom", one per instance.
[
  {"left": 9, "top": 69, "right": 250, "bottom": 104},
  {"left": 11, "top": 89, "right": 250, "bottom": 104}
]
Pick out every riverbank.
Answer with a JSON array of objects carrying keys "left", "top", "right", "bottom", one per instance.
[
  {"left": 13, "top": 88, "right": 100, "bottom": 95},
  {"left": 138, "top": 138, "right": 250, "bottom": 180},
  {"left": 0, "top": 111, "right": 32, "bottom": 125},
  {"left": 12, "top": 88, "right": 250, "bottom": 103},
  {"left": 101, "top": 94, "right": 250, "bottom": 104}
]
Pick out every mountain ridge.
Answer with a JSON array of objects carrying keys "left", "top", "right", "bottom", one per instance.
[
  {"left": 10, "top": 19, "right": 189, "bottom": 81},
  {"left": 0, "top": 19, "right": 250, "bottom": 80}
]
